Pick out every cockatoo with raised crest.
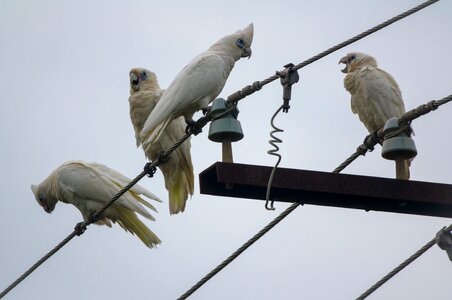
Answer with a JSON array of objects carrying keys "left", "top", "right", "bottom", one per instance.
[
  {"left": 31, "top": 160, "right": 161, "bottom": 248},
  {"left": 129, "top": 68, "right": 194, "bottom": 214},
  {"left": 140, "top": 23, "right": 254, "bottom": 144},
  {"left": 339, "top": 52, "right": 412, "bottom": 180}
]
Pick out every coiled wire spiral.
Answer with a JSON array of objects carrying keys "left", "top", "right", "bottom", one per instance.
[{"left": 265, "top": 105, "right": 285, "bottom": 210}]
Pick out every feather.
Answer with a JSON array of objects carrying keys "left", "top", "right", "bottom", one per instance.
[{"left": 139, "top": 23, "right": 253, "bottom": 145}]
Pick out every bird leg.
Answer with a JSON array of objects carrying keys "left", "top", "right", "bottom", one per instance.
[{"left": 202, "top": 106, "right": 211, "bottom": 116}]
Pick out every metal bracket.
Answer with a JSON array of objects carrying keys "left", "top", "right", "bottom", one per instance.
[
  {"left": 436, "top": 226, "right": 452, "bottom": 261},
  {"left": 276, "top": 63, "right": 300, "bottom": 112},
  {"left": 144, "top": 162, "right": 157, "bottom": 178}
]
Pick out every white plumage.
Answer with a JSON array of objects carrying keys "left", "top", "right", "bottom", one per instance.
[
  {"left": 140, "top": 23, "right": 254, "bottom": 144},
  {"left": 339, "top": 52, "right": 412, "bottom": 179},
  {"left": 31, "top": 160, "right": 162, "bottom": 248},
  {"left": 129, "top": 68, "right": 194, "bottom": 214}
]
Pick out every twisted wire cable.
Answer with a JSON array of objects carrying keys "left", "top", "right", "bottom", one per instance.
[
  {"left": 177, "top": 94, "right": 451, "bottom": 299},
  {"left": 356, "top": 224, "right": 452, "bottom": 300},
  {"left": 0, "top": 1, "right": 443, "bottom": 297}
]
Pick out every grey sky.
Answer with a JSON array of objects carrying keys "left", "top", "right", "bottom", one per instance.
[{"left": 1, "top": 0, "right": 451, "bottom": 299}]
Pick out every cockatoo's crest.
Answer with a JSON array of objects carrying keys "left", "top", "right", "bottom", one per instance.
[
  {"left": 31, "top": 184, "right": 38, "bottom": 197},
  {"left": 208, "top": 23, "right": 254, "bottom": 60}
]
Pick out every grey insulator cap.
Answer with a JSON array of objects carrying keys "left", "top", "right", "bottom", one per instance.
[
  {"left": 381, "top": 117, "right": 417, "bottom": 160},
  {"left": 208, "top": 98, "right": 244, "bottom": 143}
]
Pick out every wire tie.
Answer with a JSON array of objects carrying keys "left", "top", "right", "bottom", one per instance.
[
  {"left": 436, "top": 226, "right": 452, "bottom": 261},
  {"left": 144, "top": 162, "right": 157, "bottom": 178},
  {"left": 362, "top": 132, "right": 379, "bottom": 152},
  {"left": 252, "top": 81, "right": 262, "bottom": 91},
  {"left": 74, "top": 222, "right": 87, "bottom": 236}
]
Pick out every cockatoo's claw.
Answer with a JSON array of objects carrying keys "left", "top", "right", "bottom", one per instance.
[
  {"left": 202, "top": 106, "right": 211, "bottom": 116},
  {"left": 184, "top": 124, "right": 192, "bottom": 135}
]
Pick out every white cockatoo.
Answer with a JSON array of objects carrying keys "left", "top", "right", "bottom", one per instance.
[
  {"left": 339, "top": 52, "right": 412, "bottom": 180},
  {"left": 31, "top": 160, "right": 162, "bottom": 248},
  {"left": 129, "top": 68, "right": 194, "bottom": 214},
  {"left": 140, "top": 23, "right": 254, "bottom": 144}
]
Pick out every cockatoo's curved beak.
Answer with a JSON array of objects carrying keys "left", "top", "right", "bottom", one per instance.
[
  {"left": 338, "top": 56, "right": 348, "bottom": 73},
  {"left": 130, "top": 72, "right": 140, "bottom": 90},
  {"left": 42, "top": 205, "right": 52, "bottom": 213},
  {"left": 36, "top": 198, "right": 52, "bottom": 213},
  {"left": 242, "top": 47, "right": 252, "bottom": 59},
  {"left": 130, "top": 72, "right": 139, "bottom": 85}
]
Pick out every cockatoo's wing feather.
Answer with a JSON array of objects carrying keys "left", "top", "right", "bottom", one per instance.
[
  {"left": 147, "top": 111, "right": 176, "bottom": 144},
  {"left": 56, "top": 161, "right": 157, "bottom": 220},
  {"left": 140, "top": 54, "right": 235, "bottom": 144},
  {"left": 351, "top": 66, "right": 406, "bottom": 132},
  {"left": 89, "top": 161, "right": 162, "bottom": 203},
  {"left": 165, "top": 117, "right": 195, "bottom": 214},
  {"left": 33, "top": 160, "right": 161, "bottom": 247},
  {"left": 115, "top": 208, "right": 161, "bottom": 248}
]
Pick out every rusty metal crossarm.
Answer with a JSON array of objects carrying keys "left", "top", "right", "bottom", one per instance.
[{"left": 200, "top": 162, "right": 452, "bottom": 219}]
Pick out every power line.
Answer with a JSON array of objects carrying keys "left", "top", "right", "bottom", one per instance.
[
  {"left": 356, "top": 224, "right": 452, "bottom": 300},
  {"left": 0, "top": 170, "right": 151, "bottom": 299},
  {"left": 0, "top": 0, "right": 442, "bottom": 298},
  {"left": 225, "top": 0, "right": 440, "bottom": 106},
  {"left": 0, "top": 106, "right": 234, "bottom": 299},
  {"left": 176, "top": 94, "right": 452, "bottom": 299}
]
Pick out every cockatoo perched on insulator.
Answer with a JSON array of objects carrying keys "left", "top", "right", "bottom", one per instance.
[
  {"left": 31, "top": 160, "right": 161, "bottom": 248},
  {"left": 140, "top": 23, "right": 254, "bottom": 144},
  {"left": 339, "top": 52, "right": 412, "bottom": 180},
  {"left": 129, "top": 68, "right": 194, "bottom": 214}
]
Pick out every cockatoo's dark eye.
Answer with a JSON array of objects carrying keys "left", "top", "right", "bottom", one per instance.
[
  {"left": 235, "top": 38, "right": 245, "bottom": 49},
  {"left": 351, "top": 54, "right": 356, "bottom": 60},
  {"left": 140, "top": 72, "right": 148, "bottom": 81}
]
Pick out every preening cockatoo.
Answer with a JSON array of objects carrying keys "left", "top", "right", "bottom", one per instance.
[
  {"left": 31, "top": 160, "right": 162, "bottom": 248},
  {"left": 339, "top": 52, "right": 412, "bottom": 180},
  {"left": 140, "top": 23, "right": 254, "bottom": 144},
  {"left": 129, "top": 68, "right": 194, "bottom": 214}
]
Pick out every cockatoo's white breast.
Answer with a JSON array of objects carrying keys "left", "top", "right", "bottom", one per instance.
[{"left": 345, "top": 65, "right": 405, "bottom": 132}]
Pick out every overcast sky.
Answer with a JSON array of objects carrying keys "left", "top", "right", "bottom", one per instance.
[{"left": 1, "top": 0, "right": 451, "bottom": 299}]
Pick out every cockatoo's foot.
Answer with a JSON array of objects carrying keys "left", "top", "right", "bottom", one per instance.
[
  {"left": 185, "top": 120, "right": 203, "bottom": 135},
  {"left": 157, "top": 152, "right": 170, "bottom": 164},
  {"left": 202, "top": 106, "right": 211, "bottom": 116}
]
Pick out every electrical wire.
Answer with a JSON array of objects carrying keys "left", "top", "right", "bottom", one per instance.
[
  {"left": 176, "top": 94, "right": 452, "bottom": 300},
  {"left": 356, "top": 224, "right": 452, "bottom": 300},
  {"left": 265, "top": 105, "right": 285, "bottom": 210},
  {"left": 0, "top": 1, "right": 443, "bottom": 298}
]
